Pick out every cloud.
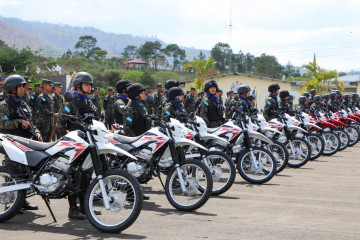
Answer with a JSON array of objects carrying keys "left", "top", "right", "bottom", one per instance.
[{"left": 0, "top": 0, "right": 18, "bottom": 7}]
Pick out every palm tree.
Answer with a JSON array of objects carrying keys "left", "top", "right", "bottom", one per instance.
[{"left": 183, "top": 57, "right": 218, "bottom": 91}]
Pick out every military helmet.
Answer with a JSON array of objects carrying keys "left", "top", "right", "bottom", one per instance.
[
  {"left": 334, "top": 90, "right": 341, "bottom": 95},
  {"left": 3, "top": 75, "right": 27, "bottom": 91},
  {"left": 248, "top": 95, "right": 255, "bottom": 101},
  {"left": 344, "top": 94, "right": 351, "bottom": 100},
  {"left": 289, "top": 95, "right": 294, "bottom": 100},
  {"left": 352, "top": 93, "right": 359, "bottom": 99},
  {"left": 330, "top": 92, "right": 337, "bottom": 99},
  {"left": 310, "top": 89, "right": 317, "bottom": 95},
  {"left": 298, "top": 96, "right": 307, "bottom": 104},
  {"left": 313, "top": 95, "right": 322, "bottom": 101},
  {"left": 72, "top": 72, "right": 94, "bottom": 86},
  {"left": 168, "top": 87, "right": 185, "bottom": 100},
  {"left": 165, "top": 80, "right": 179, "bottom": 90},
  {"left": 268, "top": 83, "right": 280, "bottom": 92},
  {"left": 116, "top": 79, "right": 131, "bottom": 93},
  {"left": 279, "top": 90, "right": 290, "bottom": 99},
  {"left": 323, "top": 94, "right": 329, "bottom": 99},
  {"left": 127, "top": 83, "right": 146, "bottom": 99},
  {"left": 302, "top": 92, "right": 310, "bottom": 98},
  {"left": 237, "top": 85, "right": 251, "bottom": 94},
  {"left": 204, "top": 80, "right": 219, "bottom": 92}
]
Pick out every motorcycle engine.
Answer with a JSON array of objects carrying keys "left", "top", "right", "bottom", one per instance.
[{"left": 126, "top": 149, "right": 152, "bottom": 178}]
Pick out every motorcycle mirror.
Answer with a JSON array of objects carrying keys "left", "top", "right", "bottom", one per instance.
[{"left": 64, "top": 91, "right": 74, "bottom": 102}]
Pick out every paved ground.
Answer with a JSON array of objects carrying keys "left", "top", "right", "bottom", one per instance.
[{"left": 0, "top": 145, "right": 360, "bottom": 240}]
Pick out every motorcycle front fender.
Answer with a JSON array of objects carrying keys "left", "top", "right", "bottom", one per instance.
[
  {"left": 260, "top": 127, "right": 283, "bottom": 135},
  {"left": 304, "top": 123, "right": 322, "bottom": 130},
  {"left": 96, "top": 142, "right": 137, "bottom": 160},
  {"left": 174, "top": 137, "right": 208, "bottom": 151},
  {"left": 288, "top": 125, "right": 308, "bottom": 134},
  {"left": 198, "top": 132, "right": 230, "bottom": 145},
  {"left": 249, "top": 131, "right": 273, "bottom": 145}
]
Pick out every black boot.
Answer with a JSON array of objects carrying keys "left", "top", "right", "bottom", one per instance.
[
  {"left": 68, "top": 207, "right": 86, "bottom": 220},
  {"left": 79, "top": 205, "right": 101, "bottom": 216},
  {"left": 23, "top": 201, "right": 38, "bottom": 210}
]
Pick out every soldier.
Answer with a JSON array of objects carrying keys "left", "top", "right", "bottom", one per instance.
[
  {"left": 279, "top": 90, "right": 292, "bottom": 115},
  {"left": 195, "top": 91, "right": 204, "bottom": 114},
  {"left": 123, "top": 83, "right": 151, "bottom": 137},
  {"left": 28, "top": 87, "right": 33, "bottom": 95},
  {"left": 217, "top": 89, "right": 224, "bottom": 106},
  {"left": 308, "top": 89, "right": 317, "bottom": 106},
  {"left": 327, "top": 92, "right": 339, "bottom": 113},
  {"left": 163, "top": 87, "right": 186, "bottom": 122},
  {"left": 322, "top": 94, "right": 330, "bottom": 110},
  {"left": 113, "top": 79, "right": 131, "bottom": 125},
  {"left": 0, "top": 75, "right": 42, "bottom": 213},
  {"left": 247, "top": 95, "right": 258, "bottom": 116},
  {"left": 351, "top": 93, "right": 359, "bottom": 109},
  {"left": 51, "top": 84, "right": 55, "bottom": 94},
  {"left": 288, "top": 95, "right": 295, "bottom": 116},
  {"left": 334, "top": 90, "right": 342, "bottom": 105},
  {"left": 57, "top": 72, "right": 98, "bottom": 220},
  {"left": 91, "top": 87, "right": 102, "bottom": 117},
  {"left": 35, "top": 79, "right": 58, "bottom": 142},
  {"left": 154, "top": 83, "right": 164, "bottom": 117},
  {"left": 199, "top": 80, "right": 224, "bottom": 127},
  {"left": 184, "top": 87, "right": 197, "bottom": 113},
  {"left": 232, "top": 85, "right": 251, "bottom": 117},
  {"left": 29, "top": 83, "right": 42, "bottom": 114},
  {"left": 22, "top": 77, "right": 31, "bottom": 105},
  {"left": 0, "top": 81, "right": 5, "bottom": 101},
  {"left": 263, "top": 83, "right": 280, "bottom": 121},
  {"left": 309, "top": 95, "right": 323, "bottom": 116},
  {"left": 296, "top": 96, "right": 309, "bottom": 114},
  {"left": 340, "top": 94, "right": 352, "bottom": 110},
  {"left": 52, "top": 82, "right": 64, "bottom": 140},
  {"left": 103, "top": 87, "right": 114, "bottom": 129}
]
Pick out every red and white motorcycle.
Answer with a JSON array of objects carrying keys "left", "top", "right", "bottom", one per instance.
[{"left": 0, "top": 116, "right": 143, "bottom": 233}]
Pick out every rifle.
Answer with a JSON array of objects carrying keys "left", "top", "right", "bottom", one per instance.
[{"left": 16, "top": 107, "right": 38, "bottom": 139}]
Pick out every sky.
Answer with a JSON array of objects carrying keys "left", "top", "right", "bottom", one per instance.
[{"left": 0, "top": 0, "right": 360, "bottom": 72}]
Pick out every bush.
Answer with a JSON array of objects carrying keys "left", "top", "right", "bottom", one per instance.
[
  {"left": 122, "top": 70, "right": 143, "bottom": 82},
  {"left": 140, "top": 71, "right": 156, "bottom": 89}
]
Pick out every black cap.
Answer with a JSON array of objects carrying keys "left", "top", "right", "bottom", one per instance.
[
  {"left": 35, "top": 83, "right": 42, "bottom": 88},
  {"left": 107, "top": 87, "right": 113, "bottom": 91},
  {"left": 28, "top": 87, "right": 33, "bottom": 90},
  {"left": 94, "top": 87, "right": 100, "bottom": 90},
  {"left": 156, "top": 83, "right": 162, "bottom": 87},
  {"left": 42, "top": 79, "right": 52, "bottom": 85},
  {"left": 54, "top": 82, "right": 63, "bottom": 88}
]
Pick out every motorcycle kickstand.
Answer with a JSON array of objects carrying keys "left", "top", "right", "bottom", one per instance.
[{"left": 42, "top": 196, "right": 57, "bottom": 223}]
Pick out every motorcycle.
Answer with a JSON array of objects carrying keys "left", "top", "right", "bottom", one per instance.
[{"left": 0, "top": 112, "right": 143, "bottom": 233}]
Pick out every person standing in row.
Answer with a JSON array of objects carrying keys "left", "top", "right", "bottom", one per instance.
[
  {"left": 52, "top": 82, "right": 64, "bottom": 140},
  {"left": 22, "top": 77, "right": 31, "bottom": 105},
  {"left": 184, "top": 87, "right": 197, "bottom": 114},
  {"left": 29, "top": 83, "right": 42, "bottom": 115},
  {"left": 91, "top": 87, "right": 102, "bottom": 117},
  {"left": 103, "top": 87, "right": 114, "bottom": 129},
  {"left": 113, "top": 79, "right": 131, "bottom": 125},
  {"left": 153, "top": 83, "right": 164, "bottom": 117},
  {"left": 263, "top": 83, "right": 280, "bottom": 121}
]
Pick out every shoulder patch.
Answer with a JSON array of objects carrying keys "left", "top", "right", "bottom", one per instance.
[
  {"left": 30, "top": 96, "right": 34, "bottom": 100},
  {"left": 126, "top": 117, "right": 133, "bottom": 122},
  {"left": 41, "top": 97, "right": 46, "bottom": 102},
  {"left": 165, "top": 110, "right": 171, "bottom": 116},
  {"left": 64, "top": 106, "right": 71, "bottom": 113},
  {"left": 204, "top": 101, "right": 209, "bottom": 106},
  {"left": 119, "top": 103, "right": 125, "bottom": 108},
  {"left": 267, "top": 101, "right": 272, "bottom": 106},
  {"left": 105, "top": 97, "right": 108, "bottom": 101},
  {"left": 4, "top": 115, "right": 9, "bottom": 120}
]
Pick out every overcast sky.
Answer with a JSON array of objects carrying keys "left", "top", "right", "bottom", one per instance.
[{"left": 1, "top": 0, "right": 360, "bottom": 71}]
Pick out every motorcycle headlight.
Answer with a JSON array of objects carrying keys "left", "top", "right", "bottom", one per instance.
[{"left": 104, "top": 132, "right": 111, "bottom": 144}]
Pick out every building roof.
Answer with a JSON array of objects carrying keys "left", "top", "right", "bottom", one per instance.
[
  {"left": 124, "top": 59, "right": 147, "bottom": 64},
  {"left": 337, "top": 75, "right": 360, "bottom": 82}
]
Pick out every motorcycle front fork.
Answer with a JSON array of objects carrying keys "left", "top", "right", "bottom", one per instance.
[{"left": 168, "top": 139, "right": 187, "bottom": 193}]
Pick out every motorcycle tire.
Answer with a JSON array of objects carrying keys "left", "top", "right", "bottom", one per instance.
[
  {"left": 308, "top": 133, "right": 325, "bottom": 160},
  {"left": 286, "top": 137, "right": 311, "bottom": 168}
]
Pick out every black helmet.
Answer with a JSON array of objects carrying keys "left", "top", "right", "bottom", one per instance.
[
  {"left": 204, "top": 80, "right": 219, "bottom": 92},
  {"left": 289, "top": 95, "right": 294, "bottom": 100},
  {"left": 310, "top": 89, "right": 317, "bottom": 95},
  {"left": 302, "top": 92, "right": 310, "bottom": 98},
  {"left": 323, "top": 94, "right": 329, "bottom": 99},
  {"left": 116, "top": 79, "right": 131, "bottom": 93},
  {"left": 352, "top": 93, "right": 359, "bottom": 99},
  {"left": 127, "top": 83, "right": 146, "bottom": 99},
  {"left": 168, "top": 87, "right": 185, "bottom": 100},
  {"left": 313, "top": 95, "right": 322, "bottom": 101},
  {"left": 344, "top": 94, "right": 351, "bottom": 100},
  {"left": 298, "top": 96, "right": 307, "bottom": 104},
  {"left": 146, "top": 94, "right": 154, "bottom": 104},
  {"left": 248, "top": 95, "right": 255, "bottom": 101},
  {"left": 330, "top": 92, "right": 336, "bottom": 99},
  {"left": 72, "top": 72, "right": 93, "bottom": 86},
  {"left": 334, "top": 90, "right": 341, "bottom": 95},
  {"left": 268, "top": 83, "right": 280, "bottom": 92},
  {"left": 237, "top": 85, "right": 250, "bottom": 95},
  {"left": 279, "top": 90, "right": 290, "bottom": 99},
  {"left": 165, "top": 80, "right": 179, "bottom": 90},
  {"left": 3, "top": 75, "right": 27, "bottom": 91}
]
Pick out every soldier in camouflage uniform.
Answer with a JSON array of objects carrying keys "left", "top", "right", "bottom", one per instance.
[
  {"left": 288, "top": 95, "right": 295, "bottom": 116},
  {"left": 28, "top": 87, "right": 33, "bottom": 95},
  {"left": 184, "top": 87, "right": 197, "bottom": 113},
  {"left": 199, "top": 80, "right": 224, "bottom": 127},
  {"left": 247, "top": 95, "right": 258, "bottom": 116},
  {"left": 52, "top": 82, "right": 64, "bottom": 140},
  {"left": 22, "top": 77, "right": 31, "bottom": 105},
  {"left": 322, "top": 94, "right": 330, "bottom": 110},
  {"left": 279, "top": 90, "right": 292, "bottom": 115},
  {"left": 327, "top": 92, "right": 339, "bottom": 113},
  {"left": 91, "top": 87, "right": 102, "bottom": 117},
  {"left": 29, "top": 83, "right": 42, "bottom": 114},
  {"left": 263, "top": 83, "right": 280, "bottom": 122},
  {"left": 0, "top": 75, "right": 41, "bottom": 212},
  {"left": 231, "top": 85, "right": 251, "bottom": 118},
  {"left": 309, "top": 95, "right": 323, "bottom": 116},
  {"left": 340, "top": 94, "right": 352, "bottom": 110},
  {"left": 224, "top": 91, "right": 234, "bottom": 119},
  {"left": 113, "top": 79, "right": 131, "bottom": 125},
  {"left": 123, "top": 83, "right": 151, "bottom": 137},
  {"left": 307, "top": 89, "right": 317, "bottom": 107},
  {"left": 296, "top": 96, "right": 309, "bottom": 114},
  {"left": 0, "top": 82, "right": 5, "bottom": 101},
  {"left": 162, "top": 87, "right": 187, "bottom": 122},
  {"left": 103, "top": 87, "right": 114, "bottom": 129},
  {"left": 352, "top": 93, "right": 359, "bottom": 109},
  {"left": 35, "top": 79, "right": 58, "bottom": 142},
  {"left": 154, "top": 83, "right": 164, "bottom": 117}
]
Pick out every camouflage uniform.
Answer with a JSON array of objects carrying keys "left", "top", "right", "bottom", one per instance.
[
  {"left": 263, "top": 94, "right": 279, "bottom": 122},
  {"left": 232, "top": 96, "right": 249, "bottom": 117},
  {"left": 103, "top": 94, "right": 114, "bottom": 129},
  {"left": 340, "top": 99, "right": 352, "bottom": 110},
  {"left": 199, "top": 94, "right": 224, "bottom": 128},
  {"left": 29, "top": 91, "right": 41, "bottom": 114},
  {"left": 309, "top": 102, "right": 323, "bottom": 115},
  {"left": 153, "top": 91, "right": 164, "bottom": 117},
  {"left": 91, "top": 93, "right": 102, "bottom": 117},
  {"left": 52, "top": 92, "right": 64, "bottom": 140},
  {"left": 184, "top": 94, "right": 197, "bottom": 113},
  {"left": 224, "top": 96, "right": 233, "bottom": 119},
  {"left": 35, "top": 92, "right": 54, "bottom": 142},
  {"left": 327, "top": 99, "right": 339, "bottom": 113},
  {"left": 352, "top": 99, "right": 360, "bottom": 109},
  {"left": 22, "top": 91, "right": 30, "bottom": 105},
  {"left": 162, "top": 101, "right": 187, "bottom": 123},
  {"left": 113, "top": 94, "right": 129, "bottom": 125},
  {"left": 123, "top": 100, "right": 150, "bottom": 137},
  {"left": 296, "top": 104, "right": 309, "bottom": 114}
]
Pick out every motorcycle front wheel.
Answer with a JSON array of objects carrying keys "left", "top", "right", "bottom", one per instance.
[
  {"left": 165, "top": 159, "right": 213, "bottom": 211},
  {"left": 308, "top": 133, "right": 325, "bottom": 160},
  {"left": 333, "top": 129, "right": 350, "bottom": 151},
  {"left": 322, "top": 131, "right": 340, "bottom": 156},
  {"left": 345, "top": 126, "right": 359, "bottom": 147},
  {"left": 84, "top": 170, "right": 143, "bottom": 233},
  {"left": 286, "top": 137, "right": 311, "bottom": 168},
  {"left": 263, "top": 140, "right": 289, "bottom": 174}
]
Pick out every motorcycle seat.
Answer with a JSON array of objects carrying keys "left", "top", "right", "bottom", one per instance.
[
  {"left": 207, "top": 126, "right": 221, "bottom": 133},
  {"left": 114, "top": 133, "right": 145, "bottom": 144},
  {"left": 6, "top": 134, "right": 61, "bottom": 151}
]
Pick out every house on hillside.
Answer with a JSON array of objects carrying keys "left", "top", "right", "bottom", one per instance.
[{"left": 124, "top": 59, "right": 148, "bottom": 70}]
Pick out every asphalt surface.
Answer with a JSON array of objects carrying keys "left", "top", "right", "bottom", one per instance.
[{"left": 0, "top": 144, "right": 360, "bottom": 240}]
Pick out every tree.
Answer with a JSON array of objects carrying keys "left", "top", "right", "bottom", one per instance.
[
  {"left": 163, "top": 44, "right": 186, "bottom": 71},
  {"left": 197, "top": 51, "right": 206, "bottom": 60},
  {"left": 0, "top": 39, "right": 7, "bottom": 49},
  {"left": 138, "top": 41, "right": 165, "bottom": 71},
  {"left": 183, "top": 57, "right": 218, "bottom": 91},
  {"left": 210, "top": 42, "right": 233, "bottom": 72},
  {"left": 121, "top": 45, "right": 138, "bottom": 60},
  {"left": 140, "top": 71, "right": 156, "bottom": 88},
  {"left": 94, "top": 48, "right": 108, "bottom": 62},
  {"left": 254, "top": 53, "right": 283, "bottom": 79},
  {"left": 244, "top": 52, "right": 255, "bottom": 73},
  {"left": 231, "top": 51, "right": 246, "bottom": 73},
  {"left": 62, "top": 49, "right": 73, "bottom": 59},
  {"left": 0, "top": 45, "right": 36, "bottom": 74},
  {"left": 74, "top": 35, "right": 98, "bottom": 59},
  {"left": 283, "top": 61, "right": 301, "bottom": 79}
]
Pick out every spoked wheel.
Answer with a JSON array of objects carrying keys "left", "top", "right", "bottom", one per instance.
[
  {"left": 263, "top": 140, "right": 289, "bottom": 174},
  {"left": 322, "top": 132, "right": 340, "bottom": 156},
  {"left": 202, "top": 151, "right": 236, "bottom": 196},
  {"left": 307, "top": 133, "right": 325, "bottom": 160},
  {"left": 345, "top": 126, "right": 359, "bottom": 147},
  {"left": 0, "top": 166, "right": 26, "bottom": 223},
  {"left": 286, "top": 137, "right": 311, "bottom": 168},
  {"left": 165, "top": 159, "right": 213, "bottom": 211},
  {"left": 333, "top": 129, "right": 350, "bottom": 151},
  {"left": 84, "top": 170, "right": 143, "bottom": 233},
  {"left": 236, "top": 147, "right": 277, "bottom": 184}
]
